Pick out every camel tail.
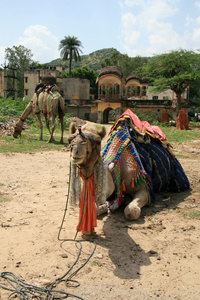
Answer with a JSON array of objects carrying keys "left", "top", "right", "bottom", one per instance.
[{"left": 58, "top": 96, "right": 65, "bottom": 116}]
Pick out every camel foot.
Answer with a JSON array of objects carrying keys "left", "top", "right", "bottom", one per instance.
[
  {"left": 124, "top": 204, "right": 141, "bottom": 220},
  {"left": 96, "top": 204, "right": 108, "bottom": 216}
]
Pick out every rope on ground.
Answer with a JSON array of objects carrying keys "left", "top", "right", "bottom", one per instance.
[{"left": 0, "top": 158, "right": 96, "bottom": 299}]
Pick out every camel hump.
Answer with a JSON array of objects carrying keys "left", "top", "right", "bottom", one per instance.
[{"left": 97, "top": 126, "right": 106, "bottom": 139}]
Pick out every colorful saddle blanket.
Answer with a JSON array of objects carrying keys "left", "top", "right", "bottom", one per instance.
[{"left": 103, "top": 109, "right": 190, "bottom": 207}]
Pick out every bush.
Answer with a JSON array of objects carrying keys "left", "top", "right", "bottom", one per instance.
[{"left": 0, "top": 98, "right": 31, "bottom": 118}]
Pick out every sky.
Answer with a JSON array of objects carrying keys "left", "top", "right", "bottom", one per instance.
[{"left": 0, "top": 0, "right": 200, "bottom": 65}]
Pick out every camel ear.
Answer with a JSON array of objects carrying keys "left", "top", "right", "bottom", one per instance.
[
  {"left": 97, "top": 126, "right": 106, "bottom": 140},
  {"left": 69, "top": 122, "right": 77, "bottom": 134}
]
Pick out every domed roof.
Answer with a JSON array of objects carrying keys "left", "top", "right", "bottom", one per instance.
[
  {"left": 126, "top": 73, "right": 141, "bottom": 83},
  {"left": 96, "top": 66, "right": 124, "bottom": 82},
  {"left": 41, "top": 73, "right": 56, "bottom": 85},
  {"left": 141, "top": 77, "right": 148, "bottom": 83}
]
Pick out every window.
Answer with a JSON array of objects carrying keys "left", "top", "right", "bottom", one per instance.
[
  {"left": 25, "top": 89, "right": 28, "bottom": 95},
  {"left": 25, "top": 77, "right": 28, "bottom": 83},
  {"left": 163, "top": 96, "right": 169, "bottom": 100},
  {"left": 153, "top": 96, "right": 158, "bottom": 100}
]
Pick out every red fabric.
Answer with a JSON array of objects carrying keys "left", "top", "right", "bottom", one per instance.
[
  {"left": 76, "top": 173, "right": 97, "bottom": 232},
  {"left": 110, "top": 109, "right": 167, "bottom": 142},
  {"left": 142, "top": 120, "right": 167, "bottom": 141},
  {"left": 110, "top": 109, "right": 144, "bottom": 133},
  {"left": 141, "top": 121, "right": 155, "bottom": 135},
  {"left": 151, "top": 125, "right": 167, "bottom": 141}
]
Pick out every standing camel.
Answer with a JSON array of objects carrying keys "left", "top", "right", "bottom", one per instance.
[{"left": 13, "top": 86, "right": 65, "bottom": 143}]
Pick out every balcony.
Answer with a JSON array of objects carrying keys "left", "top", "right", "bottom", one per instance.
[{"left": 125, "top": 99, "right": 172, "bottom": 107}]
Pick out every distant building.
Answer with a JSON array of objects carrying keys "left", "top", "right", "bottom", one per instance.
[
  {"left": 91, "top": 66, "right": 189, "bottom": 123},
  {"left": 0, "top": 65, "right": 189, "bottom": 123},
  {"left": 24, "top": 65, "right": 67, "bottom": 98}
]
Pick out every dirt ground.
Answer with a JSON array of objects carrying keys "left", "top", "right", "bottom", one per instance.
[{"left": 0, "top": 126, "right": 200, "bottom": 299}]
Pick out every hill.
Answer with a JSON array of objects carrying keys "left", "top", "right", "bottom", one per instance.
[{"left": 48, "top": 48, "right": 118, "bottom": 71}]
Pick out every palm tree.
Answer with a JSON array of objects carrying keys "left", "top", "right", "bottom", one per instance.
[{"left": 58, "top": 36, "right": 83, "bottom": 77}]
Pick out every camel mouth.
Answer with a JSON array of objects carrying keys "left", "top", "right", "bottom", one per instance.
[{"left": 71, "top": 156, "right": 84, "bottom": 164}]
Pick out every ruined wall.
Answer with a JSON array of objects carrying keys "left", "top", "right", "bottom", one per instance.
[{"left": 58, "top": 78, "right": 90, "bottom": 101}]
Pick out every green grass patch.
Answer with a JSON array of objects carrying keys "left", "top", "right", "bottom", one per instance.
[
  {"left": 185, "top": 211, "right": 200, "bottom": 219},
  {"left": 91, "top": 260, "right": 103, "bottom": 267},
  {"left": 0, "top": 192, "right": 11, "bottom": 203},
  {"left": 0, "top": 132, "right": 68, "bottom": 153},
  {"left": 159, "top": 126, "right": 200, "bottom": 143}
]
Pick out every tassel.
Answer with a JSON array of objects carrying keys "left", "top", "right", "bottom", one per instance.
[
  {"left": 131, "top": 180, "right": 135, "bottom": 188},
  {"left": 122, "top": 182, "right": 126, "bottom": 191}
]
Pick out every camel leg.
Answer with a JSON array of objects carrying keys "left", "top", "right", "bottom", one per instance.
[
  {"left": 124, "top": 189, "right": 149, "bottom": 220},
  {"left": 44, "top": 115, "right": 54, "bottom": 143},
  {"left": 45, "top": 115, "right": 52, "bottom": 136},
  {"left": 96, "top": 204, "right": 108, "bottom": 216},
  {"left": 36, "top": 114, "right": 43, "bottom": 141},
  {"left": 48, "top": 114, "right": 56, "bottom": 143},
  {"left": 59, "top": 115, "right": 64, "bottom": 144}
]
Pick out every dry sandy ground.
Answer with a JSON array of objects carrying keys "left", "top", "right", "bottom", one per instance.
[{"left": 0, "top": 128, "right": 200, "bottom": 299}]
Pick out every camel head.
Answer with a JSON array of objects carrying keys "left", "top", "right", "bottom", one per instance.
[
  {"left": 68, "top": 123, "right": 106, "bottom": 168},
  {"left": 13, "top": 119, "right": 23, "bottom": 138}
]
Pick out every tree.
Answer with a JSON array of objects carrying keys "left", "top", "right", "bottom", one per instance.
[
  {"left": 5, "top": 45, "right": 35, "bottom": 98},
  {"left": 58, "top": 36, "right": 83, "bottom": 77},
  {"left": 101, "top": 50, "right": 148, "bottom": 76},
  {"left": 142, "top": 49, "right": 200, "bottom": 113}
]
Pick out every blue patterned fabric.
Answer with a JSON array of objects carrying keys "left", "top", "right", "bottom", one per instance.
[{"left": 132, "top": 137, "right": 190, "bottom": 204}]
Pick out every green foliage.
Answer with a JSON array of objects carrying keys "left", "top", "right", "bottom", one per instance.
[
  {"left": 58, "top": 36, "right": 83, "bottom": 76},
  {"left": 49, "top": 48, "right": 117, "bottom": 71},
  {"left": 0, "top": 98, "right": 30, "bottom": 117},
  {"left": 5, "top": 45, "right": 36, "bottom": 98},
  {"left": 141, "top": 49, "right": 200, "bottom": 111},
  {"left": 101, "top": 50, "right": 149, "bottom": 77}
]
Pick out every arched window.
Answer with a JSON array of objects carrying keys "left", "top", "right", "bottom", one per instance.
[
  {"left": 116, "top": 84, "right": 120, "bottom": 94},
  {"left": 142, "top": 86, "right": 146, "bottom": 94}
]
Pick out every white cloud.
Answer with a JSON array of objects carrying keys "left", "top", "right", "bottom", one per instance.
[
  {"left": 192, "top": 17, "right": 200, "bottom": 43},
  {"left": 195, "top": 1, "right": 200, "bottom": 10},
  {"left": 124, "top": 0, "right": 144, "bottom": 7},
  {"left": 121, "top": 12, "right": 140, "bottom": 45},
  {"left": 120, "top": 0, "right": 190, "bottom": 56},
  {"left": 18, "top": 25, "right": 59, "bottom": 63}
]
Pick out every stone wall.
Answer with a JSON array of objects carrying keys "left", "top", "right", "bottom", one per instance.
[{"left": 57, "top": 78, "right": 90, "bottom": 101}]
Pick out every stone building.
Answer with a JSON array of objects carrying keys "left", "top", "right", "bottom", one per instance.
[
  {"left": 90, "top": 66, "right": 189, "bottom": 123},
  {"left": 24, "top": 65, "right": 66, "bottom": 97},
  {"left": 0, "top": 65, "right": 189, "bottom": 123}
]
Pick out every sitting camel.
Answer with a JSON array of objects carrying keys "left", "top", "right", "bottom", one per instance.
[
  {"left": 13, "top": 85, "right": 65, "bottom": 143},
  {"left": 68, "top": 110, "right": 189, "bottom": 235}
]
